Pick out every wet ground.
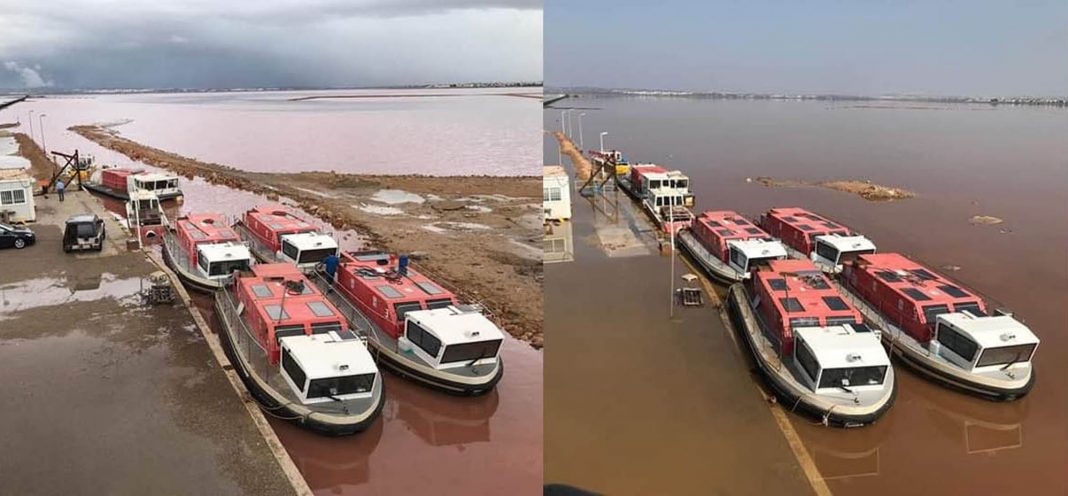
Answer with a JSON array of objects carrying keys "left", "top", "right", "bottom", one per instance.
[
  {"left": 0, "top": 191, "right": 294, "bottom": 495},
  {"left": 545, "top": 97, "right": 1068, "bottom": 494}
]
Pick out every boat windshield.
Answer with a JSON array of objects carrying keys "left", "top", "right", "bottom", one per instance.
[
  {"left": 208, "top": 258, "right": 251, "bottom": 277},
  {"left": 976, "top": 343, "right": 1037, "bottom": 368},
  {"left": 818, "top": 366, "right": 887, "bottom": 389},
  {"left": 298, "top": 247, "right": 338, "bottom": 265},
  {"left": 745, "top": 255, "right": 780, "bottom": 272},
  {"left": 440, "top": 339, "right": 503, "bottom": 364},
  {"left": 837, "top": 248, "right": 875, "bottom": 265},
  {"left": 306, "top": 373, "right": 376, "bottom": 398}
]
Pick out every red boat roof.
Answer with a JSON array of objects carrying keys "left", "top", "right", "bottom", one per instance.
[
  {"left": 854, "top": 253, "right": 981, "bottom": 307},
  {"left": 246, "top": 203, "right": 317, "bottom": 234},
  {"left": 240, "top": 263, "right": 343, "bottom": 326},
  {"left": 102, "top": 168, "right": 141, "bottom": 178},
  {"left": 340, "top": 251, "right": 455, "bottom": 304},
  {"left": 177, "top": 213, "right": 240, "bottom": 244},
  {"left": 633, "top": 164, "right": 668, "bottom": 175},
  {"left": 695, "top": 210, "right": 772, "bottom": 241},
  {"left": 756, "top": 259, "right": 861, "bottom": 322},
  {"left": 764, "top": 207, "right": 852, "bottom": 237}
]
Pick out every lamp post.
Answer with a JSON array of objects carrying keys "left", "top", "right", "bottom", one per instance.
[
  {"left": 599, "top": 132, "right": 608, "bottom": 153},
  {"left": 560, "top": 110, "right": 566, "bottom": 135},
  {"left": 38, "top": 113, "right": 47, "bottom": 157},
  {"left": 28, "top": 110, "right": 35, "bottom": 144},
  {"left": 578, "top": 112, "right": 586, "bottom": 150},
  {"left": 566, "top": 110, "right": 574, "bottom": 138}
]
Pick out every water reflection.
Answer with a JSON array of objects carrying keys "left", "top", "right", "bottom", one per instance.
[{"left": 392, "top": 387, "right": 500, "bottom": 447}]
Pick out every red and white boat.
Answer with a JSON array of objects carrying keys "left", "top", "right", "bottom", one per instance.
[
  {"left": 313, "top": 250, "right": 504, "bottom": 395},
  {"left": 233, "top": 204, "right": 339, "bottom": 272},
  {"left": 839, "top": 253, "right": 1038, "bottom": 400},
  {"left": 214, "top": 263, "right": 384, "bottom": 436},
  {"left": 616, "top": 164, "right": 695, "bottom": 233},
  {"left": 758, "top": 207, "right": 876, "bottom": 273},
  {"left": 84, "top": 167, "right": 183, "bottom": 201},
  {"left": 727, "top": 258, "right": 896, "bottom": 427},
  {"left": 162, "top": 212, "right": 253, "bottom": 292},
  {"left": 677, "top": 210, "right": 788, "bottom": 283}
]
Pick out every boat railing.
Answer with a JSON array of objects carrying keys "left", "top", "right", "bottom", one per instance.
[
  {"left": 308, "top": 271, "right": 386, "bottom": 345},
  {"left": 218, "top": 283, "right": 272, "bottom": 374},
  {"left": 163, "top": 231, "right": 198, "bottom": 274},
  {"left": 410, "top": 261, "right": 499, "bottom": 324},
  {"left": 233, "top": 220, "right": 278, "bottom": 262}
]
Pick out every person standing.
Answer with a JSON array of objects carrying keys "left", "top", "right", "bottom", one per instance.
[
  {"left": 322, "top": 252, "right": 340, "bottom": 283},
  {"left": 56, "top": 178, "right": 65, "bottom": 202}
]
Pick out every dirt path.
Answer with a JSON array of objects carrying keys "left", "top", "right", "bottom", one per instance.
[
  {"left": 552, "top": 131, "right": 592, "bottom": 180},
  {"left": 12, "top": 132, "right": 55, "bottom": 181},
  {"left": 71, "top": 124, "right": 544, "bottom": 347}
]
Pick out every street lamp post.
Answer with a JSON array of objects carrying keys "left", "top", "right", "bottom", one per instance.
[
  {"left": 599, "top": 132, "right": 608, "bottom": 153},
  {"left": 566, "top": 110, "right": 574, "bottom": 138},
  {"left": 560, "top": 110, "right": 567, "bottom": 135},
  {"left": 28, "top": 110, "right": 35, "bottom": 144},
  {"left": 38, "top": 114, "right": 47, "bottom": 157},
  {"left": 578, "top": 112, "right": 586, "bottom": 150}
]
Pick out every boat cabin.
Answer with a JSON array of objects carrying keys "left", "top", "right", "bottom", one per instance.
[
  {"left": 758, "top": 208, "right": 867, "bottom": 257},
  {"left": 243, "top": 204, "right": 339, "bottom": 269},
  {"left": 842, "top": 253, "right": 1039, "bottom": 370},
  {"left": 692, "top": 211, "right": 788, "bottom": 274},
  {"left": 629, "top": 164, "right": 695, "bottom": 207},
  {"left": 101, "top": 168, "right": 140, "bottom": 193},
  {"left": 811, "top": 233, "right": 877, "bottom": 273},
  {"left": 751, "top": 259, "right": 888, "bottom": 392},
  {"left": 177, "top": 213, "right": 252, "bottom": 279},
  {"left": 128, "top": 172, "right": 181, "bottom": 199},
  {"left": 404, "top": 305, "right": 505, "bottom": 371},
  {"left": 279, "top": 332, "right": 378, "bottom": 405},
  {"left": 335, "top": 251, "right": 458, "bottom": 338}
]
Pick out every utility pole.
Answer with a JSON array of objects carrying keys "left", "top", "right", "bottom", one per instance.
[
  {"left": 38, "top": 113, "right": 47, "bottom": 157},
  {"left": 28, "top": 110, "right": 35, "bottom": 144},
  {"left": 578, "top": 112, "right": 586, "bottom": 150},
  {"left": 599, "top": 131, "right": 608, "bottom": 153}
]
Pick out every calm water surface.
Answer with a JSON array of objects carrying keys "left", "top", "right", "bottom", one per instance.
[{"left": 547, "top": 96, "right": 1068, "bottom": 494}]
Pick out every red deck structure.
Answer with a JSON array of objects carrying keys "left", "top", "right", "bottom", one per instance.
[
  {"left": 841, "top": 253, "right": 986, "bottom": 343},
  {"left": 101, "top": 168, "right": 141, "bottom": 193},
  {"left": 175, "top": 213, "right": 242, "bottom": 268},
  {"left": 335, "top": 251, "right": 458, "bottom": 339},
  {"left": 692, "top": 210, "right": 774, "bottom": 262},
  {"left": 232, "top": 263, "right": 347, "bottom": 364},
  {"left": 750, "top": 258, "right": 865, "bottom": 356},
  {"left": 758, "top": 207, "right": 853, "bottom": 255},
  {"left": 241, "top": 204, "right": 318, "bottom": 253}
]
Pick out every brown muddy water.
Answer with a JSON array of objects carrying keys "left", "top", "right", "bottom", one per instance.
[
  {"left": 545, "top": 97, "right": 1068, "bottom": 494},
  {"left": 9, "top": 94, "right": 543, "bottom": 494}
]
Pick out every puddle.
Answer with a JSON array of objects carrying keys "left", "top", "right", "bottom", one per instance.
[
  {"left": 371, "top": 189, "right": 425, "bottom": 205},
  {"left": 0, "top": 274, "right": 144, "bottom": 318},
  {"left": 355, "top": 203, "right": 406, "bottom": 216}
]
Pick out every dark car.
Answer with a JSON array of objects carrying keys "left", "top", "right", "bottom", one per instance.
[
  {"left": 63, "top": 214, "right": 106, "bottom": 252},
  {"left": 0, "top": 222, "right": 36, "bottom": 249}
]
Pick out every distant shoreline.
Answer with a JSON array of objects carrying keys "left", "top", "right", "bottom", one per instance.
[
  {"left": 0, "top": 82, "right": 543, "bottom": 98},
  {"left": 547, "top": 88, "right": 1067, "bottom": 108}
]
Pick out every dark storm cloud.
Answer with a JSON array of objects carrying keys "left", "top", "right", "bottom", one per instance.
[{"left": 0, "top": 0, "right": 542, "bottom": 90}]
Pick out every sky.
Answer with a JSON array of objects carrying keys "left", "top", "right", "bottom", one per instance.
[
  {"left": 0, "top": 0, "right": 542, "bottom": 90},
  {"left": 546, "top": 0, "right": 1068, "bottom": 97}
]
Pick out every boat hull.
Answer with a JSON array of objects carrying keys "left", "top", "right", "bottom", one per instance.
[
  {"left": 832, "top": 279, "right": 1035, "bottom": 401},
  {"left": 726, "top": 283, "right": 896, "bottom": 427},
  {"left": 161, "top": 233, "right": 226, "bottom": 294},
  {"left": 213, "top": 291, "right": 384, "bottom": 436},
  {"left": 676, "top": 229, "right": 745, "bottom": 284}
]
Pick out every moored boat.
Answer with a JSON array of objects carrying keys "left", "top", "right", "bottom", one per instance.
[
  {"left": 615, "top": 164, "right": 695, "bottom": 233},
  {"left": 758, "top": 207, "right": 876, "bottom": 273},
  {"left": 677, "top": 210, "right": 788, "bottom": 283},
  {"left": 233, "top": 203, "right": 339, "bottom": 272},
  {"left": 312, "top": 250, "right": 505, "bottom": 395},
  {"left": 125, "top": 189, "right": 168, "bottom": 242},
  {"left": 214, "top": 263, "right": 384, "bottom": 435},
  {"left": 587, "top": 149, "right": 630, "bottom": 176},
  {"left": 84, "top": 167, "right": 183, "bottom": 201},
  {"left": 162, "top": 212, "right": 253, "bottom": 292},
  {"left": 838, "top": 253, "right": 1038, "bottom": 400},
  {"left": 727, "top": 258, "right": 896, "bottom": 427}
]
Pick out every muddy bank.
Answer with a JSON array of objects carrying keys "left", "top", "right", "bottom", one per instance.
[
  {"left": 71, "top": 124, "right": 544, "bottom": 347},
  {"left": 551, "top": 131, "right": 592, "bottom": 180},
  {"left": 753, "top": 176, "right": 915, "bottom": 201},
  {"left": 12, "top": 132, "right": 54, "bottom": 181}
]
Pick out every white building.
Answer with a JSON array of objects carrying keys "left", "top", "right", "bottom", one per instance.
[
  {"left": 0, "top": 138, "right": 35, "bottom": 223},
  {"left": 543, "top": 165, "right": 571, "bottom": 222}
]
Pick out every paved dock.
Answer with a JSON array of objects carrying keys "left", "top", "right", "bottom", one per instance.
[{"left": 0, "top": 189, "right": 297, "bottom": 495}]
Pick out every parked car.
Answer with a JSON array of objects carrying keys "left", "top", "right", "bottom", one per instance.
[
  {"left": 63, "top": 214, "right": 106, "bottom": 252},
  {"left": 0, "top": 222, "right": 36, "bottom": 249}
]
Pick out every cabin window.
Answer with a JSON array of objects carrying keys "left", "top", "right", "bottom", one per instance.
[
  {"left": 936, "top": 324, "right": 978, "bottom": 362},
  {"left": 251, "top": 284, "right": 273, "bottom": 298},
  {"left": 909, "top": 269, "right": 937, "bottom": 281},
  {"left": 729, "top": 247, "right": 745, "bottom": 268},
  {"left": 441, "top": 339, "right": 503, "bottom": 364},
  {"left": 543, "top": 187, "right": 562, "bottom": 202},
  {"left": 407, "top": 320, "right": 442, "bottom": 358},
  {"left": 939, "top": 284, "right": 969, "bottom": 298},
  {"left": 902, "top": 288, "right": 931, "bottom": 301},
  {"left": 826, "top": 315, "right": 859, "bottom": 327},
  {"left": 650, "top": 180, "right": 661, "bottom": 189},
  {"left": 837, "top": 248, "right": 875, "bottom": 265},
  {"left": 818, "top": 366, "right": 887, "bottom": 389},
  {"left": 307, "top": 373, "right": 376, "bottom": 398},
  {"left": 274, "top": 324, "right": 305, "bottom": 343},
  {"left": 208, "top": 259, "right": 251, "bottom": 277},
  {"left": 789, "top": 317, "right": 819, "bottom": 329},
  {"left": 310, "top": 321, "right": 343, "bottom": 334},
  {"left": 922, "top": 304, "right": 951, "bottom": 324},
  {"left": 281, "top": 347, "right": 307, "bottom": 392},
  {"left": 976, "top": 344, "right": 1037, "bottom": 368},
  {"left": 306, "top": 301, "right": 335, "bottom": 317},
  {"left": 298, "top": 247, "right": 337, "bottom": 265},
  {"left": 394, "top": 302, "right": 423, "bottom": 322},
  {"left": 780, "top": 298, "right": 805, "bottom": 313},
  {"left": 426, "top": 298, "right": 454, "bottom": 310},
  {"left": 876, "top": 271, "right": 902, "bottom": 282},
  {"left": 198, "top": 251, "right": 210, "bottom": 272},
  {"left": 768, "top": 278, "right": 788, "bottom": 291},
  {"left": 822, "top": 296, "right": 850, "bottom": 311},
  {"left": 745, "top": 227, "right": 763, "bottom": 235},
  {"left": 795, "top": 342, "right": 819, "bottom": 382},
  {"left": 281, "top": 240, "right": 300, "bottom": 260},
  {"left": 815, "top": 242, "right": 838, "bottom": 262},
  {"left": 264, "top": 304, "right": 290, "bottom": 321},
  {"left": 955, "top": 301, "right": 985, "bottom": 316}
]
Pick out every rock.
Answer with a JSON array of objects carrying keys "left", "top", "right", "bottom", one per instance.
[{"left": 970, "top": 215, "right": 1004, "bottom": 225}]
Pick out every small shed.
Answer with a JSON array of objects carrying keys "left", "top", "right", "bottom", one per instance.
[{"left": 543, "top": 165, "right": 571, "bottom": 222}]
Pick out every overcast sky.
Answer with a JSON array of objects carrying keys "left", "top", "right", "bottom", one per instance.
[
  {"left": 0, "top": 0, "right": 542, "bottom": 90},
  {"left": 547, "top": 0, "right": 1067, "bottom": 97}
]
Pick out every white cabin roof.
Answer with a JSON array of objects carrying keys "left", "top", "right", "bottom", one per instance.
[
  {"left": 795, "top": 325, "right": 890, "bottom": 369},
  {"left": 281, "top": 332, "right": 377, "bottom": 380},
  {"left": 815, "top": 233, "right": 877, "bottom": 253},
  {"left": 132, "top": 172, "right": 178, "bottom": 182},
  {"left": 198, "top": 241, "right": 252, "bottom": 263},
  {"left": 727, "top": 238, "right": 788, "bottom": 259},
  {"left": 281, "top": 231, "right": 338, "bottom": 251},
  {"left": 938, "top": 312, "right": 1039, "bottom": 349},
  {"left": 406, "top": 306, "right": 506, "bottom": 346}
]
